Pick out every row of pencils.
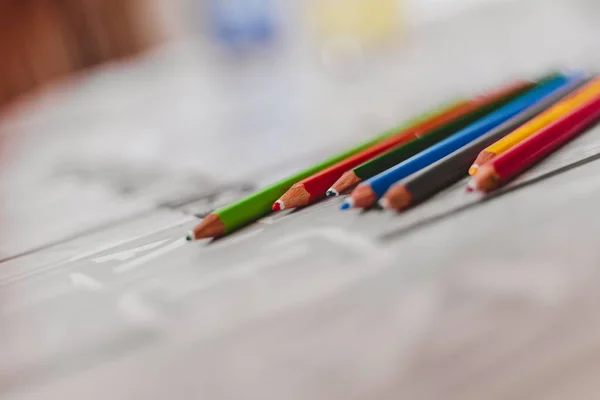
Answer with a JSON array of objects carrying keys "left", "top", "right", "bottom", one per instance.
[{"left": 188, "top": 71, "right": 600, "bottom": 241}]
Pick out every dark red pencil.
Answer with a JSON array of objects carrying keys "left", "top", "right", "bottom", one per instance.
[{"left": 469, "top": 93, "right": 600, "bottom": 192}]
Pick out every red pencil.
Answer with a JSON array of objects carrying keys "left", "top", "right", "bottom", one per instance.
[
  {"left": 273, "top": 79, "right": 530, "bottom": 210},
  {"left": 469, "top": 93, "right": 600, "bottom": 192}
]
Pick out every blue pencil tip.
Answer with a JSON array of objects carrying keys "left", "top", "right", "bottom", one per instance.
[{"left": 340, "top": 202, "right": 351, "bottom": 211}]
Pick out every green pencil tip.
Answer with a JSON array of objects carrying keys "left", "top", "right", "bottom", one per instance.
[{"left": 186, "top": 234, "right": 193, "bottom": 242}]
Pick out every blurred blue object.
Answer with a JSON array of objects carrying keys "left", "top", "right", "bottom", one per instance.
[{"left": 206, "top": 0, "right": 277, "bottom": 49}]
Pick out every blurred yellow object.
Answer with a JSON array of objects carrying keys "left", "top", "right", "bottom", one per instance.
[{"left": 309, "top": 0, "right": 401, "bottom": 45}]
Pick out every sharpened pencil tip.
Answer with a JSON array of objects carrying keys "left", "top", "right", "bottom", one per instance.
[
  {"left": 466, "top": 180, "right": 476, "bottom": 192},
  {"left": 326, "top": 188, "right": 339, "bottom": 197},
  {"left": 186, "top": 232, "right": 195, "bottom": 242},
  {"left": 272, "top": 200, "right": 284, "bottom": 211},
  {"left": 340, "top": 198, "right": 354, "bottom": 211},
  {"left": 468, "top": 165, "right": 479, "bottom": 176}
]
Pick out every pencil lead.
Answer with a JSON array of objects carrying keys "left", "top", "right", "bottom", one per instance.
[
  {"left": 185, "top": 231, "right": 195, "bottom": 242},
  {"left": 466, "top": 180, "right": 476, "bottom": 192},
  {"left": 272, "top": 200, "right": 284, "bottom": 211},
  {"left": 340, "top": 198, "right": 354, "bottom": 211},
  {"left": 471, "top": 151, "right": 496, "bottom": 174},
  {"left": 326, "top": 188, "right": 339, "bottom": 197}
]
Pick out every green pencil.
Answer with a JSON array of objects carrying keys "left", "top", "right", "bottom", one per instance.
[
  {"left": 327, "top": 79, "right": 538, "bottom": 195},
  {"left": 186, "top": 99, "right": 466, "bottom": 239}
]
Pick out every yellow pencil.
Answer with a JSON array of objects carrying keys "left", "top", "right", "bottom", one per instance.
[{"left": 469, "top": 76, "right": 600, "bottom": 175}]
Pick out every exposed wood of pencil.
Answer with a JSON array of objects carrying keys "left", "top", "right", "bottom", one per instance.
[
  {"left": 328, "top": 170, "right": 361, "bottom": 196},
  {"left": 381, "top": 185, "right": 413, "bottom": 210},
  {"left": 348, "top": 184, "right": 377, "bottom": 209},
  {"left": 189, "top": 214, "right": 226, "bottom": 240},
  {"left": 274, "top": 183, "right": 311, "bottom": 210}
]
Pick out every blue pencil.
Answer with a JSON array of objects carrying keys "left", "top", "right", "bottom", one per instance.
[{"left": 340, "top": 73, "right": 579, "bottom": 210}]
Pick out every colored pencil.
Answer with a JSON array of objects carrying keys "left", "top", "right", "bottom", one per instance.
[
  {"left": 469, "top": 75, "right": 600, "bottom": 176},
  {"left": 185, "top": 98, "right": 461, "bottom": 240},
  {"left": 340, "top": 74, "right": 573, "bottom": 210},
  {"left": 273, "top": 80, "right": 533, "bottom": 210},
  {"left": 380, "top": 77, "right": 589, "bottom": 210},
  {"left": 327, "top": 78, "right": 542, "bottom": 197},
  {"left": 469, "top": 93, "right": 600, "bottom": 192}
]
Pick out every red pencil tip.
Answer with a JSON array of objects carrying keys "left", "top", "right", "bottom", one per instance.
[
  {"left": 272, "top": 201, "right": 281, "bottom": 211},
  {"left": 466, "top": 186, "right": 474, "bottom": 193}
]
